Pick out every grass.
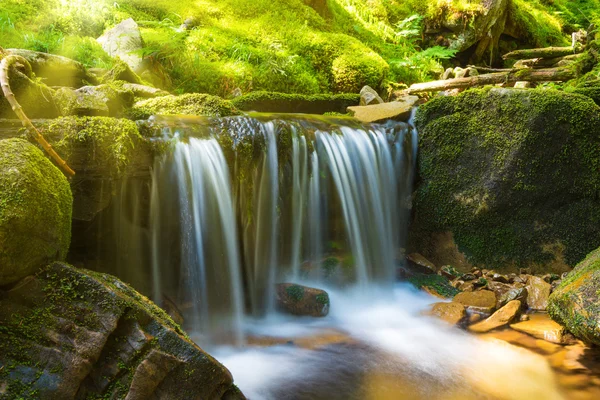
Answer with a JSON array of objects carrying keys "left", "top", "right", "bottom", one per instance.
[{"left": 0, "top": 0, "right": 590, "bottom": 95}]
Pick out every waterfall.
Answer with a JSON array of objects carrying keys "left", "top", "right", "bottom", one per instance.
[{"left": 100, "top": 114, "right": 416, "bottom": 346}]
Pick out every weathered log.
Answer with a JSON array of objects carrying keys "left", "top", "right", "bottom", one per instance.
[
  {"left": 0, "top": 54, "right": 75, "bottom": 177},
  {"left": 467, "top": 65, "right": 512, "bottom": 73},
  {"left": 514, "top": 53, "right": 583, "bottom": 68},
  {"left": 405, "top": 68, "right": 575, "bottom": 94},
  {"left": 503, "top": 46, "right": 583, "bottom": 60}
]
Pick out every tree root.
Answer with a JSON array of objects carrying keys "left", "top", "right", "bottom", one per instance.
[{"left": 0, "top": 52, "right": 75, "bottom": 177}]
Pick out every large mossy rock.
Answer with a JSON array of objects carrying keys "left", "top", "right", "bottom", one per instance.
[
  {"left": 0, "top": 262, "right": 244, "bottom": 399},
  {"left": 0, "top": 139, "right": 72, "bottom": 286},
  {"left": 231, "top": 91, "right": 359, "bottom": 114},
  {"left": 412, "top": 88, "right": 600, "bottom": 273},
  {"left": 129, "top": 94, "right": 240, "bottom": 120},
  {"left": 548, "top": 247, "right": 600, "bottom": 346}
]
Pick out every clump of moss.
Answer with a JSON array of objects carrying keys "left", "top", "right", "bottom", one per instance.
[
  {"left": 128, "top": 93, "right": 240, "bottom": 119},
  {"left": 44, "top": 116, "right": 142, "bottom": 176},
  {"left": 0, "top": 139, "right": 72, "bottom": 286},
  {"left": 412, "top": 87, "right": 600, "bottom": 271},
  {"left": 408, "top": 273, "right": 460, "bottom": 298},
  {"left": 285, "top": 284, "right": 305, "bottom": 302},
  {"left": 102, "top": 58, "right": 143, "bottom": 85}
]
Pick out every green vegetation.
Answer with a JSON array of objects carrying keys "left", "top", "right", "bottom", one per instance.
[
  {"left": 1, "top": 0, "right": 591, "bottom": 97},
  {"left": 408, "top": 273, "right": 460, "bottom": 298}
]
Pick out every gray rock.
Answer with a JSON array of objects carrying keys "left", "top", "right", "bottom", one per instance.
[
  {"left": 97, "top": 18, "right": 144, "bottom": 72},
  {"left": 359, "top": 85, "right": 384, "bottom": 106},
  {"left": 276, "top": 283, "right": 330, "bottom": 317}
]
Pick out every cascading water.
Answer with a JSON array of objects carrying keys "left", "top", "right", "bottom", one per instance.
[{"left": 100, "top": 113, "right": 416, "bottom": 345}]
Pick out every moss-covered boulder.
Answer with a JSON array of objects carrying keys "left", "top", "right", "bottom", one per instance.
[
  {"left": 275, "top": 283, "right": 330, "bottom": 317},
  {"left": 55, "top": 84, "right": 135, "bottom": 117},
  {"left": 548, "top": 247, "right": 600, "bottom": 346},
  {"left": 411, "top": 88, "right": 600, "bottom": 273},
  {"left": 0, "top": 262, "right": 245, "bottom": 399},
  {"left": 41, "top": 117, "right": 147, "bottom": 221},
  {"left": 0, "top": 139, "right": 72, "bottom": 286}
]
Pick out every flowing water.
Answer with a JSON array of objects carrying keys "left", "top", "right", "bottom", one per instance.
[{"left": 89, "top": 113, "right": 592, "bottom": 399}]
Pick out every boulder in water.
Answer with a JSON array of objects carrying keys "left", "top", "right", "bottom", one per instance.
[
  {"left": 0, "top": 262, "right": 244, "bottom": 399},
  {"left": 510, "top": 313, "right": 567, "bottom": 344},
  {"left": 427, "top": 301, "right": 466, "bottom": 325},
  {"left": 411, "top": 88, "right": 600, "bottom": 273},
  {"left": 276, "top": 283, "right": 330, "bottom": 317},
  {"left": 469, "top": 300, "right": 521, "bottom": 333},
  {"left": 0, "top": 139, "right": 72, "bottom": 286},
  {"left": 548, "top": 247, "right": 600, "bottom": 346}
]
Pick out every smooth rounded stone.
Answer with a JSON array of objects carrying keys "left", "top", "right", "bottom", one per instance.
[
  {"left": 510, "top": 313, "right": 567, "bottom": 344},
  {"left": 347, "top": 95, "right": 419, "bottom": 123},
  {"left": 451, "top": 279, "right": 464, "bottom": 289},
  {"left": 469, "top": 300, "right": 521, "bottom": 333},
  {"left": 359, "top": 85, "right": 384, "bottom": 106},
  {"left": 473, "top": 269, "right": 483, "bottom": 278},
  {"left": 453, "top": 290, "right": 496, "bottom": 313},
  {"left": 462, "top": 273, "right": 476, "bottom": 281},
  {"left": 486, "top": 281, "right": 512, "bottom": 307},
  {"left": 122, "top": 83, "right": 170, "bottom": 98},
  {"left": 406, "top": 253, "right": 437, "bottom": 274},
  {"left": 0, "top": 263, "right": 244, "bottom": 399},
  {"left": 468, "top": 312, "right": 483, "bottom": 324},
  {"left": 0, "top": 139, "right": 73, "bottom": 286},
  {"left": 526, "top": 275, "right": 552, "bottom": 311},
  {"left": 498, "top": 287, "right": 528, "bottom": 308},
  {"left": 427, "top": 302, "right": 466, "bottom": 325},
  {"left": 276, "top": 283, "right": 330, "bottom": 317}
]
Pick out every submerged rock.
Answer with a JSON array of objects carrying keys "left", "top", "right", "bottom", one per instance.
[
  {"left": 276, "top": 283, "right": 330, "bottom": 317},
  {"left": 510, "top": 314, "right": 567, "bottom": 344},
  {"left": 469, "top": 300, "right": 521, "bottom": 333},
  {"left": 411, "top": 88, "right": 600, "bottom": 273},
  {"left": 427, "top": 301, "right": 466, "bottom": 325},
  {"left": 0, "top": 139, "right": 72, "bottom": 286},
  {"left": 0, "top": 262, "right": 244, "bottom": 399},
  {"left": 548, "top": 247, "right": 600, "bottom": 346}
]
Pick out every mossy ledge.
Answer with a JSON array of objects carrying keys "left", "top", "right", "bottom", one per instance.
[
  {"left": 0, "top": 262, "right": 243, "bottom": 399},
  {"left": 231, "top": 91, "right": 360, "bottom": 114},
  {"left": 411, "top": 87, "right": 600, "bottom": 273},
  {"left": 128, "top": 93, "right": 241, "bottom": 120}
]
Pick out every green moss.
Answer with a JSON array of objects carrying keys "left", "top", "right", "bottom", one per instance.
[
  {"left": 413, "top": 87, "right": 600, "bottom": 271},
  {"left": 285, "top": 285, "right": 305, "bottom": 302},
  {"left": 0, "top": 139, "right": 72, "bottom": 286},
  {"left": 231, "top": 91, "right": 359, "bottom": 114},
  {"left": 315, "top": 292, "right": 330, "bottom": 305},
  {"left": 548, "top": 246, "right": 600, "bottom": 345},
  {"left": 102, "top": 58, "right": 143, "bottom": 85},
  {"left": 408, "top": 273, "right": 460, "bottom": 298},
  {"left": 43, "top": 116, "right": 142, "bottom": 177},
  {"left": 128, "top": 93, "right": 240, "bottom": 119}
]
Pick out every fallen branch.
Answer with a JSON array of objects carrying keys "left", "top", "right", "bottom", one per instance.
[
  {"left": 514, "top": 54, "right": 583, "bottom": 69},
  {"left": 0, "top": 54, "right": 75, "bottom": 177},
  {"left": 503, "top": 46, "right": 583, "bottom": 60},
  {"left": 466, "top": 65, "right": 512, "bottom": 73},
  {"left": 405, "top": 68, "right": 575, "bottom": 94}
]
